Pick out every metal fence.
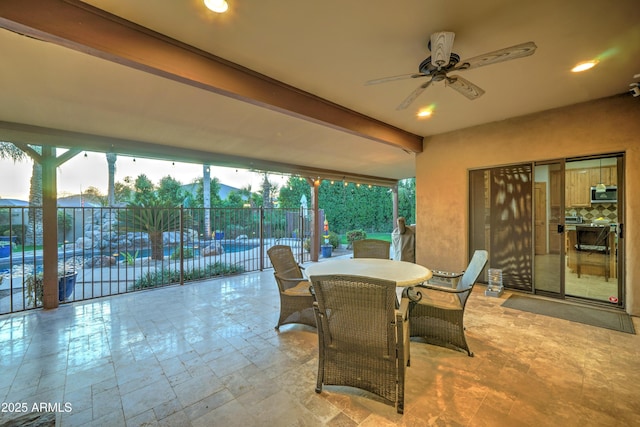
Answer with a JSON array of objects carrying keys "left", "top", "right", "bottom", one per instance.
[{"left": 0, "top": 205, "right": 311, "bottom": 315}]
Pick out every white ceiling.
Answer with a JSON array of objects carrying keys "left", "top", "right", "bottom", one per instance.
[{"left": 1, "top": 0, "right": 638, "bottom": 184}]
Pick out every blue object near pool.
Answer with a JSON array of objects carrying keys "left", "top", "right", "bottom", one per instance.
[{"left": 59, "top": 273, "right": 77, "bottom": 301}]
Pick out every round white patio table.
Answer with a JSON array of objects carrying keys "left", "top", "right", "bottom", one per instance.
[{"left": 305, "top": 258, "right": 432, "bottom": 287}]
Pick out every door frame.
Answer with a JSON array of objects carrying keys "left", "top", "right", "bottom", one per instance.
[
  {"left": 532, "top": 160, "right": 566, "bottom": 299},
  {"left": 532, "top": 154, "right": 625, "bottom": 309}
]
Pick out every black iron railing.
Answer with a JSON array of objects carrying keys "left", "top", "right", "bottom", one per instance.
[{"left": 0, "top": 205, "right": 311, "bottom": 314}]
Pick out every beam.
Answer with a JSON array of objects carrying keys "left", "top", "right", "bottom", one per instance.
[
  {"left": 0, "top": 120, "right": 400, "bottom": 187},
  {"left": 0, "top": 0, "right": 423, "bottom": 154}
]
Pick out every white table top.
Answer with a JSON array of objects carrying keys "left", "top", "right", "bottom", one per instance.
[{"left": 305, "top": 258, "right": 432, "bottom": 287}]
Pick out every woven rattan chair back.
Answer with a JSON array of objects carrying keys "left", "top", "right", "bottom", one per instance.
[
  {"left": 311, "top": 274, "right": 408, "bottom": 414},
  {"left": 456, "top": 249, "right": 489, "bottom": 306},
  {"left": 268, "top": 245, "right": 304, "bottom": 292},
  {"left": 407, "top": 249, "right": 487, "bottom": 356},
  {"left": 352, "top": 239, "right": 391, "bottom": 259},
  {"left": 267, "top": 245, "right": 316, "bottom": 330}
]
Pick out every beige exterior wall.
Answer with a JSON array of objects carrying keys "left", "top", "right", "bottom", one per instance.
[{"left": 415, "top": 94, "right": 640, "bottom": 315}]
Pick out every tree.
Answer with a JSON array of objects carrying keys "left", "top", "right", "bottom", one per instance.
[
  {"left": 203, "top": 164, "right": 211, "bottom": 239},
  {"left": 118, "top": 175, "right": 189, "bottom": 260},
  {"left": 106, "top": 152, "right": 117, "bottom": 206},
  {"left": 132, "top": 174, "right": 156, "bottom": 206},
  {"left": 397, "top": 178, "right": 416, "bottom": 225},
  {"left": 0, "top": 142, "right": 26, "bottom": 163},
  {"left": 223, "top": 191, "right": 245, "bottom": 208},
  {"left": 260, "top": 174, "right": 274, "bottom": 208},
  {"left": 278, "top": 177, "right": 311, "bottom": 210},
  {"left": 157, "top": 176, "right": 186, "bottom": 206},
  {"left": 26, "top": 146, "right": 43, "bottom": 244},
  {"left": 0, "top": 142, "right": 43, "bottom": 244},
  {"left": 114, "top": 176, "right": 135, "bottom": 204},
  {"left": 82, "top": 186, "right": 107, "bottom": 205},
  {"left": 191, "top": 176, "right": 222, "bottom": 208},
  {"left": 117, "top": 201, "right": 183, "bottom": 260}
]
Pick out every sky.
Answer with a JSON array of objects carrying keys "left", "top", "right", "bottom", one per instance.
[{"left": 0, "top": 150, "right": 290, "bottom": 201}]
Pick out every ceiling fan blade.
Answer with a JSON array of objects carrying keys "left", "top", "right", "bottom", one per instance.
[
  {"left": 365, "top": 73, "right": 427, "bottom": 85},
  {"left": 455, "top": 41, "right": 537, "bottom": 71},
  {"left": 446, "top": 75, "right": 485, "bottom": 100},
  {"left": 430, "top": 31, "right": 456, "bottom": 68},
  {"left": 396, "top": 80, "right": 433, "bottom": 110}
]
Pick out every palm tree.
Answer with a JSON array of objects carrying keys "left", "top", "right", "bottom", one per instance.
[
  {"left": 117, "top": 202, "right": 184, "bottom": 260},
  {"left": 203, "top": 164, "right": 211, "bottom": 239},
  {"left": 106, "top": 152, "right": 117, "bottom": 206},
  {"left": 0, "top": 142, "right": 43, "bottom": 245},
  {"left": 0, "top": 142, "right": 26, "bottom": 163},
  {"left": 27, "top": 152, "right": 43, "bottom": 245}
]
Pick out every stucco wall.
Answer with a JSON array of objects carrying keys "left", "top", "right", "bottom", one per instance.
[{"left": 415, "top": 94, "right": 640, "bottom": 315}]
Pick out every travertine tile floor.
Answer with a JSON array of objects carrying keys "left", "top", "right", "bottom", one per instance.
[{"left": 0, "top": 267, "right": 638, "bottom": 426}]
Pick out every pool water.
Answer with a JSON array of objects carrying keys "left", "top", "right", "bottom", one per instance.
[{"left": 116, "top": 242, "right": 259, "bottom": 261}]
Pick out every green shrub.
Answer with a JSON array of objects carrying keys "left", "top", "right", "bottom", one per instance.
[
  {"left": 57, "top": 210, "right": 73, "bottom": 232},
  {"left": 327, "top": 231, "right": 340, "bottom": 249},
  {"left": 120, "top": 250, "right": 139, "bottom": 266},
  {"left": 346, "top": 229, "right": 367, "bottom": 248},
  {"left": 132, "top": 262, "right": 244, "bottom": 289},
  {"left": 170, "top": 247, "right": 194, "bottom": 260}
]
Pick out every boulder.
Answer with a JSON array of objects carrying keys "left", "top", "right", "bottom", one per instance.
[
  {"left": 75, "top": 237, "right": 93, "bottom": 249},
  {"left": 84, "top": 255, "right": 117, "bottom": 269},
  {"left": 202, "top": 242, "right": 224, "bottom": 256}
]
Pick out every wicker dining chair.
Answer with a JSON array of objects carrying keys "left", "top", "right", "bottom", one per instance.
[
  {"left": 310, "top": 274, "right": 409, "bottom": 414},
  {"left": 267, "top": 245, "right": 316, "bottom": 330},
  {"left": 405, "top": 250, "right": 488, "bottom": 356},
  {"left": 352, "top": 238, "right": 391, "bottom": 259}
]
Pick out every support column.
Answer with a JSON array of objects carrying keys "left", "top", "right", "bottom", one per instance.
[
  {"left": 307, "top": 178, "right": 320, "bottom": 262},
  {"left": 392, "top": 184, "right": 399, "bottom": 230},
  {"left": 41, "top": 146, "right": 58, "bottom": 309},
  {"left": 19, "top": 145, "right": 82, "bottom": 310}
]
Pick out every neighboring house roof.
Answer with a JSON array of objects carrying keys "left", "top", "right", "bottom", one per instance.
[
  {"left": 180, "top": 182, "right": 248, "bottom": 200},
  {"left": 0, "top": 198, "right": 28, "bottom": 207},
  {"left": 57, "top": 195, "right": 101, "bottom": 207}
]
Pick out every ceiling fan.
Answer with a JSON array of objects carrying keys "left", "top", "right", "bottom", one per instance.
[{"left": 365, "top": 32, "right": 537, "bottom": 110}]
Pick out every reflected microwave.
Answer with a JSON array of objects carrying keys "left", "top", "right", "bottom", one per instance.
[{"left": 590, "top": 186, "right": 617, "bottom": 203}]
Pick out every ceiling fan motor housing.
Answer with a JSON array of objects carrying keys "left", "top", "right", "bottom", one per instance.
[{"left": 418, "top": 53, "right": 460, "bottom": 75}]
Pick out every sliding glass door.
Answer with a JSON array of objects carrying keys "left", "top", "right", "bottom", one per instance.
[
  {"left": 469, "top": 164, "right": 533, "bottom": 291},
  {"left": 471, "top": 154, "right": 625, "bottom": 308},
  {"left": 563, "top": 156, "right": 623, "bottom": 305},
  {"left": 533, "top": 162, "right": 564, "bottom": 297}
]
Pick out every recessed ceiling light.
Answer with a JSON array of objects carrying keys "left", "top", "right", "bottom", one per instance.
[
  {"left": 417, "top": 106, "right": 435, "bottom": 118},
  {"left": 571, "top": 60, "right": 599, "bottom": 73},
  {"left": 204, "top": 0, "right": 228, "bottom": 13}
]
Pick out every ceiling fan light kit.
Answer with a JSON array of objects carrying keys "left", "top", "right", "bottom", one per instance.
[
  {"left": 366, "top": 31, "right": 537, "bottom": 110},
  {"left": 204, "top": 0, "right": 229, "bottom": 13}
]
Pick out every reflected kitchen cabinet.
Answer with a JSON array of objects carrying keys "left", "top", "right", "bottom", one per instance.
[
  {"left": 566, "top": 169, "right": 591, "bottom": 207},
  {"left": 589, "top": 165, "right": 616, "bottom": 187}
]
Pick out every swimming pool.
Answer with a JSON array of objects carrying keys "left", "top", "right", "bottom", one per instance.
[{"left": 114, "top": 241, "right": 260, "bottom": 261}]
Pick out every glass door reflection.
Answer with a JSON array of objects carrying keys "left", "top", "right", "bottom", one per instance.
[
  {"left": 534, "top": 162, "right": 564, "bottom": 296},
  {"left": 564, "top": 158, "right": 619, "bottom": 303}
]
